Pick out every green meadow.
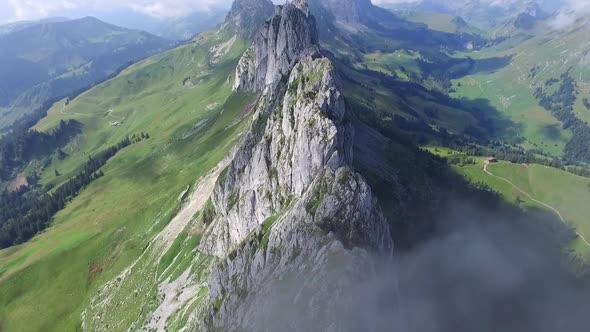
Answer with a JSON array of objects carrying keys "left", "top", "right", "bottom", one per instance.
[
  {"left": 449, "top": 154, "right": 590, "bottom": 257},
  {"left": 0, "top": 29, "right": 251, "bottom": 331},
  {"left": 451, "top": 20, "right": 590, "bottom": 157}
]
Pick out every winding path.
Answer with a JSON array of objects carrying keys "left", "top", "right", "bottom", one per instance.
[
  {"left": 483, "top": 162, "right": 590, "bottom": 248},
  {"left": 60, "top": 103, "right": 126, "bottom": 122}
]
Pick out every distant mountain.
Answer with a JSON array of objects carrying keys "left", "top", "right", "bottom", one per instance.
[
  {"left": 401, "top": 11, "right": 485, "bottom": 36},
  {"left": 385, "top": 0, "right": 560, "bottom": 29},
  {"left": 223, "top": 0, "right": 275, "bottom": 38},
  {"left": 97, "top": 9, "right": 227, "bottom": 41},
  {"left": 307, "top": 0, "right": 484, "bottom": 59},
  {"left": 153, "top": 10, "right": 227, "bottom": 41},
  {"left": 0, "top": 16, "right": 172, "bottom": 131},
  {"left": 0, "top": 17, "right": 69, "bottom": 36}
]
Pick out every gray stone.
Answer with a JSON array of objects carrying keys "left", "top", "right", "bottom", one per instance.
[{"left": 194, "top": 2, "right": 394, "bottom": 330}]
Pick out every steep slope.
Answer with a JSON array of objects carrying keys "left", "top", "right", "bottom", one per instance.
[
  {"left": 0, "top": 11, "right": 255, "bottom": 332},
  {"left": 83, "top": 1, "right": 393, "bottom": 330},
  {"left": 199, "top": 2, "right": 393, "bottom": 329},
  {"left": 201, "top": 0, "right": 391, "bottom": 259},
  {"left": 0, "top": 17, "right": 172, "bottom": 131}
]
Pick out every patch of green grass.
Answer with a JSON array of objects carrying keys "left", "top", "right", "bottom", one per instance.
[
  {"left": 202, "top": 198, "right": 216, "bottom": 225},
  {"left": 259, "top": 214, "right": 280, "bottom": 250},
  {"left": 161, "top": 233, "right": 204, "bottom": 282},
  {"left": 157, "top": 231, "right": 188, "bottom": 278}
]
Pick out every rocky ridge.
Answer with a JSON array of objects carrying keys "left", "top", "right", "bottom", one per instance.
[
  {"left": 232, "top": 0, "right": 319, "bottom": 91},
  {"left": 196, "top": 1, "right": 393, "bottom": 329}
]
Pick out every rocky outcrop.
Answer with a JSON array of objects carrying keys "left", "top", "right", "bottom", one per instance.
[
  {"left": 195, "top": 1, "right": 393, "bottom": 330},
  {"left": 232, "top": 2, "right": 319, "bottom": 91}
]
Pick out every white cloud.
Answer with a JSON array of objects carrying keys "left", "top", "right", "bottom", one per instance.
[
  {"left": 550, "top": 0, "right": 590, "bottom": 29},
  {"left": 372, "top": 0, "right": 531, "bottom": 6},
  {"left": 2, "top": 0, "right": 240, "bottom": 22}
]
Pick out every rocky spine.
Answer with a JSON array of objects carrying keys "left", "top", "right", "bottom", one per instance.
[{"left": 196, "top": 1, "right": 393, "bottom": 330}]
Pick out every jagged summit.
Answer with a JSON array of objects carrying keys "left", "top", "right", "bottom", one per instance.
[
  {"left": 293, "top": 0, "right": 309, "bottom": 13},
  {"left": 197, "top": 0, "right": 392, "bottom": 327},
  {"left": 223, "top": 0, "right": 275, "bottom": 38},
  {"left": 233, "top": 1, "right": 320, "bottom": 91}
]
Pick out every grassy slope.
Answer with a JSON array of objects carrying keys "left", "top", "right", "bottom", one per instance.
[
  {"left": 342, "top": 18, "right": 590, "bottom": 157},
  {"left": 451, "top": 21, "right": 590, "bottom": 156},
  {"left": 0, "top": 28, "right": 250, "bottom": 331},
  {"left": 442, "top": 151, "right": 590, "bottom": 256},
  {"left": 331, "top": 28, "right": 517, "bottom": 144}
]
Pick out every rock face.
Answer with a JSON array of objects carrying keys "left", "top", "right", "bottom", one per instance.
[
  {"left": 232, "top": 2, "right": 319, "bottom": 91},
  {"left": 196, "top": 1, "right": 393, "bottom": 330}
]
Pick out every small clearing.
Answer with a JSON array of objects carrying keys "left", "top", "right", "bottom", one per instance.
[{"left": 8, "top": 173, "right": 28, "bottom": 192}]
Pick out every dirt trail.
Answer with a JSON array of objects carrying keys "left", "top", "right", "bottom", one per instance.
[
  {"left": 484, "top": 163, "right": 590, "bottom": 247},
  {"left": 60, "top": 104, "right": 125, "bottom": 122},
  {"left": 106, "top": 109, "right": 125, "bottom": 122}
]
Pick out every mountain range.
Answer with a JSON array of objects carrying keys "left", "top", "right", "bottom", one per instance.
[
  {"left": 385, "top": 0, "right": 563, "bottom": 29},
  {"left": 0, "top": 16, "right": 172, "bottom": 132},
  {"left": 96, "top": 9, "right": 227, "bottom": 41},
  {"left": 1, "top": 0, "right": 590, "bottom": 331}
]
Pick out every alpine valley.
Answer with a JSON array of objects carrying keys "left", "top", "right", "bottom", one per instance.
[{"left": 1, "top": 0, "right": 590, "bottom": 331}]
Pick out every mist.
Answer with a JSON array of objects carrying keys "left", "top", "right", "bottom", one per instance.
[
  {"left": 550, "top": 0, "right": 590, "bottom": 29},
  {"left": 242, "top": 200, "right": 590, "bottom": 332}
]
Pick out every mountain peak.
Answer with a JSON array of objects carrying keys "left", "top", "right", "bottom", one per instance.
[
  {"left": 233, "top": 1, "right": 319, "bottom": 91},
  {"left": 293, "top": 0, "right": 310, "bottom": 14},
  {"left": 224, "top": 0, "right": 275, "bottom": 38}
]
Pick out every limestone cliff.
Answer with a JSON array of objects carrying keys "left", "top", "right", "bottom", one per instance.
[
  {"left": 195, "top": 1, "right": 394, "bottom": 330},
  {"left": 232, "top": 2, "right": 319, "bottom": 91}
]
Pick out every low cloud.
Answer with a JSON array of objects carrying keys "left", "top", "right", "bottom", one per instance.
[
  {"left": 373, "top": 0, "right": 547, "bottom": 7},
  {"left": 550, "top": 0, "right": 590, "bottom": 29},
  {"left": 238, "top": 199, "right": 590, "bottom": 332}
]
